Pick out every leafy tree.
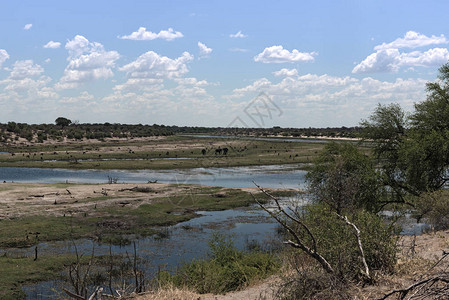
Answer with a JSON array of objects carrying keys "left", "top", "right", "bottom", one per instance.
[
  {"left": 306, "top": 142, "right": 383, "bottom": 214},
  {"left": 361, "top": 62, "right": 449, "bottom": 198},
  {"left": 55, "top": 117, "right": 72, "bottom": 128}
]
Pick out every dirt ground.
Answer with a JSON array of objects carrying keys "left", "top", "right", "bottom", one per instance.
[{"left": 0, "top": 182, "right": 210, "bottom": 219}]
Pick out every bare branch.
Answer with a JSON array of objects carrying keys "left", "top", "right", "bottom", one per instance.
[
  {"left": 253, "top": 181, "right": 317, "bottom": 252},
  {"left": 335, "top": 213, "right": 371, "bottom": 280},
  {"left": 376, "top": 275, "right": 449, "bottom": 300},
  {"left": 251, "top": 184, "right": 334, "bottom": 274}
]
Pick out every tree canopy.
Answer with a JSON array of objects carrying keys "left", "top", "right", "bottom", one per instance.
[
  {"left": 55, "top": 117, "right": 72, "bottom": 128},
  {"left": 361, "top": 62, "right": 449, "bottom": 198}
]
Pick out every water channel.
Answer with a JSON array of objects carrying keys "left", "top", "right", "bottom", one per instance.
[{"left": 0, "top": 162, "right": 428, "bottom": 298}]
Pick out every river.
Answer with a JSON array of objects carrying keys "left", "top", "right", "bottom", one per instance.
[{"left": 0, "top": 164, "right": 307, "bottom": 189}]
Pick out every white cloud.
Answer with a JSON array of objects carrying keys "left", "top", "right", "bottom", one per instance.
[
  {"left": 44, "top": 58, "right": 51, "bottom": 63},
  {"left": 113, "top": 78, "right": 165, "bottom": 92},
  {"left": 43, "top": 41, "right": 61, "bottom": 49},
  {"left": 352, "top": 47, "right": 449, "bottom": 73},
  {"left": 354, "top": 31, "right": 449, "bottom": 74},
  {"left": 9, "top": 60, "right": 44, "bottom": 80},
  {"left": 118, "top": 27, "right": 183, "bottom": 41},
  {"left": 56, "top": 35, "right": 120, "bottom": 89},
  {"left": 273, "top": 68, "right": 298, "bottom": 77},
  {"left": 227, "top": 74, "right": 426, "bottom": 127},
  {"left": 400, "top": 48, "right": 449, "bottom": 67},
  {"left": 198, "top": 42, "right": 212, "bottom": 57},
  {"left": 0, "top": 49, "right": 9, "bottom": 67},
  {"left": 229, "top": 48, "right": 249, "bottom": 53},
  {"left": 374, "top": 31, "right": 448, "bottom": 51},
  {"left": 173, "top": 77, "right": 216, "bottom": 86},
  {"left": 230, "top": 31, "right": 247, "bottom": 38},
  {"left": 254, "top": 45, "right": 317, "bottom": 63},
  {"left": 119, "top": 51, "right": 193, "bottom": 79},
  {"left": 353, "top": 49, "right": 401, "bottom": 73},
  {"left": 23, "top": 24, "right": 32, "bottom": 30}
]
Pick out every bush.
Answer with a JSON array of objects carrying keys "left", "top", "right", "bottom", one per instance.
[
  {"left": 276, "top": 263, "right": 351, "bottom": 300},
  {"left": 159, "top": 233, "right": 279, "bottom": 294},
  {"left": 301, "top": 204, "right": 397, "bottom": 281}
]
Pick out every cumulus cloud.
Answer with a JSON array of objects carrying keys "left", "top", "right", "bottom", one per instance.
[
  {"left": 354, "top": 31, "right": 449, "bottom": 74},
  {"left": 353, "top": 47, "right": 449, "bottom": 73},
  {"left": 0, "top": 49, "right": 9, "bottom": 67},
  {"left": 227, "top": 73, "right": 426, "bottom": 126},
  {"left": 119, "top": 51, "right": 193, "bottom": 79},
  {"left": 254, "top": 45, "right": 317, "bottom": 63},
  {"left": 230, "top": 31, "right": 247, "bottom": 38},
  {"left": 198, "top": 42, "right": 212, "bottom": 57},
  {"left": 118, "top": 27, "right": 183, "bottom": 41},
  {"left": 9, "top": 60, "right": 44, "bottom": 79},
  {"left": 374, "top": 31, "right": 448, "bottom": 51},
  {"left": 23, "top": 24, "right": 32, "bottom": 30},
  {"left": 273, "top": 68, "right": 298, "bottom": 77},
  {"left": 56, "top": 35, "right": 120, "bottom": 89},
  {"left": 43, "top": 41, "right": 61, "bottom": 49}
]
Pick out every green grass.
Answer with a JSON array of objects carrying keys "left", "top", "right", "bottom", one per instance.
[
  {"left": 159, "top": 233, "right": 280, "bottom": 294},
  {"left": 0, "top": 254, "right": 83, "bottom": 299}
]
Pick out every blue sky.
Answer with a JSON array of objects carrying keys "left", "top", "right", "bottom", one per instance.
[{"left": 0, "top": 0, "right": 448, "bottom": 127}]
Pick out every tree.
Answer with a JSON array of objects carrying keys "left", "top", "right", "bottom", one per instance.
[
  {"left": 361, "top": 62, "right": 449, "bottom": 197},
  {"left": 306, "top": 142, "right": 383, "bottom": 214},
  {"left": 55, "top": 117, "right": 72, "bottom": 128}
]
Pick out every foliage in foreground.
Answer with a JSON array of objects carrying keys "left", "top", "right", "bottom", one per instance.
[
  {"left": 303, "top": 204, "right": 398, "bottom": 280},
  {"left": 158, "top": 233, "right": 280, "bottom": 294}
]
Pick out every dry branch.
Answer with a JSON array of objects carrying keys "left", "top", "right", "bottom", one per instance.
[
  {"left": 376, "top": 275, "right": 449, "bottom": 300},
  {"left": 335, "top": 213, "right": 371, "bottom": 280},
  {"left": 251, "top": 182, "right": 334, "bottom": 274}
]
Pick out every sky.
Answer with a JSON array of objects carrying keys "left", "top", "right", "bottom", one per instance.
[{"left": 0, "top": 0, "right": 448, "bottom": 128}]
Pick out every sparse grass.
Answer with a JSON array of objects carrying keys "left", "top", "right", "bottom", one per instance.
[{"left": 0, "top": 136, "right": 327, "bottom": 170}]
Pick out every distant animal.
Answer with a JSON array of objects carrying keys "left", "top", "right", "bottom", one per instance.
[
  {"left": 222, "top": 147, "right": 228, "bottom": 155},
  {"left": 201, "top": 149, "right": 206, "bottom": 155},
  {"left": 215, "top": 148, "right": 222, "bottom": 155}
]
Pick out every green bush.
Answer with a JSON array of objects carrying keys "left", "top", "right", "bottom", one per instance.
[
  {"left": 159, "top": 233, "right": 280, "bottom": 294},
  {"left": 301, "top": 204, "right": 398, "bottom": 281}
]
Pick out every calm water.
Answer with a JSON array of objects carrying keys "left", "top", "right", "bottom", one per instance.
[
  {"left": 20, "top": 206, "right": 280, "bottom": 299},
  {"left": 0, "top": 164, "right": 307, "bottom": 189}
]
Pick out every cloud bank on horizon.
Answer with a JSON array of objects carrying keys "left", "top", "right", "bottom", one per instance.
[{"left": 0, "top": 1, "right": 448, "bottom": 127}]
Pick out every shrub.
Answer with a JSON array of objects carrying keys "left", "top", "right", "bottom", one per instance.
[
  {"left": 159, "top": 233, "right": 280, "bottom": 294},
  {"left": 300, "top": 204, "right": 397, "bottom": 281}
]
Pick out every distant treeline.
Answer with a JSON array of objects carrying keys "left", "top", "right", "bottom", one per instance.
[{"left": 0, "top": 118, "right": 360, "bottom": 143}]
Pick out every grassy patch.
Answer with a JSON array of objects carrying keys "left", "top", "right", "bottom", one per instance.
[
  {"left": 0, "top": 254, "right": 81, "bottom": 299},
  {"left": 0, "top": 187, "right": 271, "bottom": 247},
  {"left": 159, "top": 233, "right": 280, "bottom": 294}
]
